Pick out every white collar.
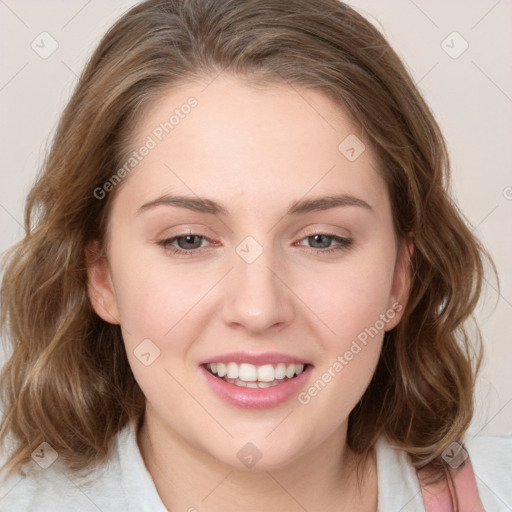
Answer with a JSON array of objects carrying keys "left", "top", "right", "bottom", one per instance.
[{"left": 375, "top": 436, "right": 426, "bottom": 512}]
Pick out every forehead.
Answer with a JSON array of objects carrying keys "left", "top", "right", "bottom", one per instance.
[{"left": 114, "top": 75, "right": 388, "bottom": 216}]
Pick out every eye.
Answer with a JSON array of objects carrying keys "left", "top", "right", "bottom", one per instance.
[
  {"left": 295, "top": 232, "right": 353, "bottom": 254},
  {"left": 157, "top": 232, "right": 214, "bottom": 256}
]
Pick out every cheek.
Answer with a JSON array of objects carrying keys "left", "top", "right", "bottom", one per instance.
[
  {"left": 113, "top": 273, "right": 170, "bottom": 338},
  {"left": 110, "top": 240, "right": 203, "bottom": 326},
  {"left": 307, "top": 248, "right": 396, "bottom": 342},
  {"left": 109, "top": 252, "right": 205, "bottom": 406},
  {"left": 107, "top": 247, "right": 202, "bottom": 363},
  {"left": 296, "top": 244, "right": 396, "bottom": 407}
]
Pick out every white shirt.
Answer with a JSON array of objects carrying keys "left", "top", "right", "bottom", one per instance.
[{"left": 1, "top": 421, "right": 511, "bottom": 511}]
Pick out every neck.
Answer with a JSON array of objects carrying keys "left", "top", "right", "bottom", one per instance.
[{"left": 137, "top": 411, "right": 378, "bottom": 512}]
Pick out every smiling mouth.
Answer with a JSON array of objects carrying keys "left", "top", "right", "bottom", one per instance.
[{"left": 204, "top": 362, "right": 308, "bottom": 388}]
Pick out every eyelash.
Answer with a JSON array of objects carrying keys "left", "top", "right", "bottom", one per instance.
[{"left": 157, "top": 230, "right": 353, "bottom": 257}]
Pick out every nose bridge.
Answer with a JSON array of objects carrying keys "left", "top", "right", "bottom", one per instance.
[{"left": 221, "top": 236, "right": 294, "bottom": 333}]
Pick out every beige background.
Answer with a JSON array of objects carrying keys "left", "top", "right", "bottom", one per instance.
[{"left": 1, "top": 0, "right": 511, "bottom": 436}]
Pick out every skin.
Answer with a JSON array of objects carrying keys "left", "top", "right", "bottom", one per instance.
[{"left": 87, "top": 75, "right": 411, "bottom": 512}]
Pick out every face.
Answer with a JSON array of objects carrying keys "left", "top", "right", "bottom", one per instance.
[{"left": 87, "top": 75, "right": 410, "bottom": 470}]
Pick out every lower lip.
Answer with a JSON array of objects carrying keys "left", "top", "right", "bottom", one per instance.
[{"left": 200, "top": 365, "right": 313, "bottom": 409}]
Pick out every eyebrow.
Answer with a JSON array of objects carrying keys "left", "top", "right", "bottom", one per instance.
[{"left": 137, "top": 193, "right": 373, "bottom": 216}]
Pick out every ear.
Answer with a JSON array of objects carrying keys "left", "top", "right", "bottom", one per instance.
[
  {"left": 385, "top": 235, "right": 414, "bottom": 331},
  {"left": 85, "top": 239, "right": 121, "bottom": 324}
]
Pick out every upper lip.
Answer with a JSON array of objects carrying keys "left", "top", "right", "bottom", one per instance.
[{"left": 201, "top": 351, "right": 311, "bottom": 366}]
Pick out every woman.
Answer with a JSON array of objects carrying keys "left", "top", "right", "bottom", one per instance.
[{"left": 1, "top": 1, "right": 510, "bottom": 510}]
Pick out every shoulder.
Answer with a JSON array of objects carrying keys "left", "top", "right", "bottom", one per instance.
[
  {"left": 374, "top": 435, "right": 512, "bottom": 512},
  {"left": 0, "top": 420, "right": 166, "bottom": 512},
  {"left": 0, "top": 444, "right": 124, "bottom": 512},
  {"left": 464, "top": 435, "right": 512, "bottom": 509}
]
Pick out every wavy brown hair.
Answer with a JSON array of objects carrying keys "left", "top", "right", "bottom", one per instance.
[{"left": 1, "top": 0, "right": 494, "bottom": 480}]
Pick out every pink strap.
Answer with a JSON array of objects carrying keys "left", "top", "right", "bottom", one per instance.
[{"left": 418, "top": 458, "right": 486, "bottom": 512}]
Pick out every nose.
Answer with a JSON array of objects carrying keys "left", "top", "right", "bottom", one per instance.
[{"left": 221, "top": 246, "right": 295, "bottom": 335}]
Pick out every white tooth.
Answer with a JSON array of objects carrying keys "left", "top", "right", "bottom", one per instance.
[
  {"left": 257, "top": 364, "right": 276, "bottom": 382},
  {"left": 227, "top": 362, "right": 239, "bottom": 379},
  {"left": 275, "top": 363, "right": 286, "bottom": 380},
  {"left": 210, "top": 363, "right": 217, "bottom": 374},
  {"left": 295, "top": 364, "right": 304, "bottom": 375},
  {"left": 239, "top": 363, "right": 257, "bottom": 382},
  {"left": 217, "top": 363, "right": 227, "bottom": 377},
  {"left": 234, "top": 378, "right": 259, "bottom": 388},
  {"left": 258, "top": 382, "right": 272, "bottom": 388},
  {"left": 285, "top": 364, "right": 296, "bottom": 378}
]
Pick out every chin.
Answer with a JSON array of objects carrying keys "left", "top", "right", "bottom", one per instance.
[{"left": 202, "top": 434, "right": 307, "bottom": 472}]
